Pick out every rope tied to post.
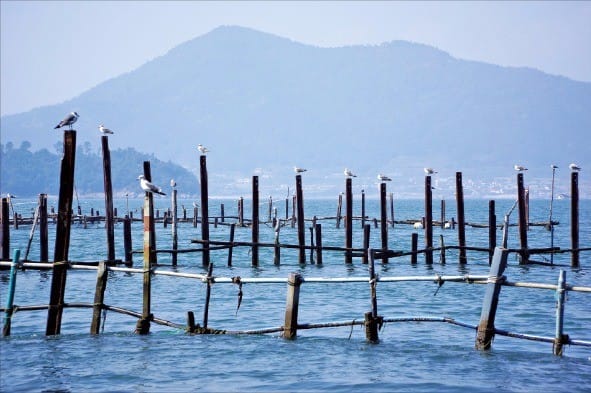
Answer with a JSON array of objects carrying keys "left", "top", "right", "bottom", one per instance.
[{"left": 232, "top": 276, "right": 243, "bottom": 315}]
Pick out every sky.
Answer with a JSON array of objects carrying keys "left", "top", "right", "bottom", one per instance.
[{"left": 1, "top": 1, "right": 590, "bottom": 117}]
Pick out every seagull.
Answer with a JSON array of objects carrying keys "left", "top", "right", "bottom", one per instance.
[
  {"left": 99, "top": 124, "right": 114, "bottom": 134},
  {"left": 569, "top": 163, "right": 581, "bottom": 171},
  {"left": 197, "top": 144, "right": 209, "bottom": 154},
  {"left": 514, "top": 165, "right": 528, "bottom": 172},
  {"left": 294, "top": 166, "right": 307, "bottom": 173},
  {"left": 424, "top": 167, "right": 437, "bottom": 175},
  {"left": 377, "top": 174, "right": 392, "bottom": 182},
  {"left": 138, "top": 175, "right": 166, "bottom": 195},
  {"left": 170, "top": 179, "right": 176, "bottom": 188},
  {"left": 54, "top": 112, "right": 79, "bottom": 129},
  {"left": 344, "top": 168, "right": 357, "bottom": 177}
]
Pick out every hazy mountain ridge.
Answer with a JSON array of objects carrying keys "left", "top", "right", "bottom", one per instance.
[{"left": 1, "top": 25, "right": 589, "bottom": 197}]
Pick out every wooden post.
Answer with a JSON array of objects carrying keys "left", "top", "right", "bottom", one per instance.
[
  {"left": 171, "top": 188, "right": 178, "bottom": 266},
  {"left": 570, "top": 171, "right": 579, "bottom": 268},
  {"left": 315, "top": 223, "right": 322, "bottom": 265},
  {"left": 135, "top": 191, "right": 153, "bottom": 334},
  {"left": 411, "top": 233, "right": 418, "bottom": 264},
  {"left": 362, "top": 224, "right": 371, "bottom": 264},
  {"left": 274, "top": 219, "right": 281, "bottom": 265},
  {"left": 123, "top": 215, "right": 132, "bottom": 266},
  {"left": 143, "top": 161, "right": 157, "bottom": 265},
  {"left": 200, "top": 155, "right": 210, "bottom": 266},
  {"left": 441, "top": 199, "right": 446, "bottom": 229},
  {"left": 2, "top": 249, "right": 20, "bottom": 336},
  {"left": 475, "top": 247, "right": 509, "bottom": 350},
  {"left": 516, "top": 173, "right": 529, "bottom": 264},
  {"left": 39, "top": 194, "right": 48, "bottom": 262},
  {"left": 553, "top": 270, "right": 567, "bottom": 356},
  {"left": 439, "top": 234, "right": 446, "bottom": 264},
  {"left": 285, "top": 197, "right": 289, "bottom": 221},
  {"left": 228, "top": 223, "right": 235, "bottom": 267},
  {"left": 193, "top": 206, "right": 198, "bottom": 228},
  {"left": 46, "top": 130, "right": 76, "bottom": 336},
  {"left": 220, "top": 203, "right": 225, "bottom": 223},
  {"left": 366, "top": 249, "right": 379, "bottom": 343},
  {"left": 252, "top": 176, "right": 259, "bottom": 267},
  {"left": 268, "top": 196, "right": 272, "bottom": 223},
  {"left": 1, "top": 198, "right": 9, "bottom": 260},
  {"left": 488, "top": 200, "right": 496, "bottom": 265},
  {"left": 90, "top": 261, "right": 108, "bottom": 334},
  {"left": 309, "top": 219, "right": 315, "bottom": 263},
  {"left": 380, "top": 182, "right": 388, "bottom": 263},
  {"left": 361, "top": 189, "right": 366, "bottom": 228},
  {"left": 425, "top": 176, "right": 433, "bottom": 264},
  {"left": 456, "top": 172, "right": 467, "bottom": 264},
  {"left": 336, "top": 193, "right": 343, "bottom": 228},
  {"left": 296, "top": 174, "right": 306, "bottom": 264},
  {"left": 291, "top": 195, "right": 296, "bottom": 228},
  {"left": 283, "top": 272, "right": 302, "bottom": 339},
  {"left": 101, "top": 135, "right": 115, "bottom": 262},
  {"left": 23, "top": 205, "right": 39, "bottom": 261},
  {"left": 389, "top": 192, "right": 395, "bottom": 228},
  {"left": 345, "top": 178, "right": 353, "bottom": 264},
  {"left": 203, "top": 263, "right": 214, "bottom": 329},
  {"left": 238, "top": 197, "right": 244, "bottom": 227}
]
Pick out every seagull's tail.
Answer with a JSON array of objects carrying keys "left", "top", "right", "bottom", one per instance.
[
  {"left": 157, "top": 190, "right": 167, "bottom": 196},
  {"left": 54, "top": 124, "right": 60, "bottom": 129}
]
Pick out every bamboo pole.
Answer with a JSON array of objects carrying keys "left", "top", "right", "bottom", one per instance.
[{"left": 2, "top": 249, "right": 20, "bottom": 336}]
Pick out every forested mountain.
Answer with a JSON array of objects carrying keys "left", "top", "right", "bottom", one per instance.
[{"left": 0, "top": 141, "right": 198, "bottom": 197}]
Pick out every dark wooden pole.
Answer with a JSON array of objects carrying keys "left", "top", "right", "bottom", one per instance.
[
  {"left": 570, "top": 171, "right": 579, "bottom": 268},
  {"left": 315, "top": 223, "right": 323, "bottom": 265},
  {"left": 283, "top": 272, "right": 302, "bottom": 339},
  {"left": 90, "top": 261, "right": 108, "bottom": 334},
  {"left": 228, "top": 223, "right": 235, "bottom": 267},
  {"left": 553, "top": 270, "right": 567, "bottom": 356},
  {"left": 1, "top": 198, "right": 9, "bottom": 260},
  {"left": 336, "top": 193, "right": 343, "bottom": 228},
  {"left": 220, "top": 203, "right": 225, "bottom": 223},
  {"left": 488, "top": 200, "right": 496, "bottom": 265},
  {"left": 361, "top": 189, "right": 366, "bottom": 228},
  {"left": 101, "top": 136, "right": 115, "bottom": 262},
  {"left": 143, "top": 161, "right": 157, "bottom": 265},
  {"left": 296, "top": 174, "right": 306, "bottom": 264},
  {"left": 411, "top": 233, "right": 418, "bottom": 264},
  {"left": 455, "top": 172, "right": 467, "bottom": 264},
  {"left": 362, "top": 224, "right": 371, "bottom": 264},
  {"left": 379, "top": 182, "right": 388, "bottom": 263},
  {"left": 475, "top": 247, "right": 509, "bottom": 350},
  {"left": 123, "top": 215, "right": 132, "bottom": 266},
  {"left": 425, "top": 176, "right": 433, "bottom": 264},
  {"left": 345, "top": 178, "right": 353, "bottom": 264},
  {"left": 200, "top": 155, "right": 210, "bottom": 266},
  {"left": 171, "top": 188, "right": 178, "bottom": 266},
  {"left": 252, "top": 176, "right": 259, "bottom": 267},
  {"left": 203, "top": 262, "right": 214, "bottom": 329},
  {"left": 136, "top": 192, "right": 153, "bottom": 335},
  {"left": 441, "top": 199, "right": 446, "bottom": 229},
  {"left": 46, "top": 130, "right": 76, "bottom": 336},
  {"left": 366, "top": 249, "right": 379, "bottom": 343},
  {"left": 39, "top": 193, "right": 48, "bottom": 262},
  {"left": 516, "top": 173, "right": 529, "bottom": 264},
  {"left": 389, "top": 192, "right": 395, "bottom": 228}
]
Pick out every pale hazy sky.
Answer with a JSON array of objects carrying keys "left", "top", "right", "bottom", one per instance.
[{"left": 1, "top": 1, "right": 590, "bottom": 117}]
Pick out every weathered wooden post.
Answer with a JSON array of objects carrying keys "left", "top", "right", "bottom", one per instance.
[
  {"left": 203, "top": 262, "right": 214, "bottom": 329},
  {"left": 309, "top": 217, "right": 316, "bottom": 263},
  {"left": 380, "top": 182, "right": 388, "bottom": 263},
  {"left": 39, "top": 194, "right": 48, "bottom": 262},
  {"left": 267, "top": 195, "right": 272, "bottom": 223},
  {"left": 291, "top": 194, "right": 296, "bottom": 228},
  {"left": 411, "top": 233, "right": 418, "bottom": 264},
  {"left": 516, "top": 173, "right": 529, "bottom": 264},
  {"left": 425, "top": 176, "right": 433, "bottom": 264},
  {"left": 439, "top": 234, "right": 446, "bottom": 264},
  {"left": 2, "top": 249, "right": 20, "bottom": 336},
  {"left": 283, "top": 272, "right": 302, "bottom": 339},
  {"left": 252, "top": 176, "right": 259, "bottom": 267},
  {"left": 101, "top": 135, "right": 116, "bottom": 262},
  {"left": 220, "top": 203, "right": 225, "bottom": 223},
  {"left": 1, "top": 198, "right": 9, "bottom": 260},
  {"left": 23, "top": 205, "right": 40, "bottom": 261},
  {"left": 171, "top": 188, "right": 178, "bottom": 266},
  {"left": 135, "top": 176, "right": 155, "bottom": 335},
  {"left": 143, "top": 161, "right": 157, "bottom": 265},
  {"left": 193, "top": 206, "right": 198, "bottom": 228},
  {"left": 440, "top": 199, "right": 446, "bottom": 229},
  {"left": 315, "top": 223, "right": 323, "bottom": 265},
  {"left": 336, "top": 193, "right": 343, "bottom": 228},
  {"left": 553, "top": 270, "right": 567, "bottom": 356},
  {"left": 361, "top": 189, "right": 366, "bottom": 228},
  {"left": 238, "top": 197, "right": 244, "bottom": 227},
  {"left": 274, "top": 218, "right": 281, "bottom": 265},
  {"left": 362, "top": 224, "right": 371, "bottom": 264},
  {"left": 345, "top": 178, "right": 353, "bottom": 264},
  {"left": 389, "top": 192, "right": 395, "bottom": 228},
  {"left": 366, "top": 249, "right": 380, "bottom": 343},
  {"left": 200, "top": 155, "right": 210, "bottom": 266},
  {"left": 123, "top": 215, "right": 132, "bottom": 266},
  {"left": 228, "top": 223, "right": 236, "bottom": 267},
  {"left": 90, "top": 261, "right": 108, "bottom": 334},
  {"left": 570, "top": 171, "right": 579, "bottom": 268},
  {"left": 488, "top": 200, "right": 496, "bottom": 265},
  {"left": 475, "top": 247, "right": 509, "bottom": 350},
  {"left": 296, "top": 174, "right": 306, "bottom": 264},
  {"left": 455, "top": 172, "right": 467, "bottom": 264},
  {"left": 46, "top": 130, "right": 76, "bottom": 336}
]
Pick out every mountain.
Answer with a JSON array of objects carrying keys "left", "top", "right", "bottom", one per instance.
[{"left": 1, "top": 26, "right": 590, "bottom": 198}]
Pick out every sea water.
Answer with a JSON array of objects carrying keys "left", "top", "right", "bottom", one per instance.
[{"left": 1, "top": 198, "right": 590, "bottom": 392}]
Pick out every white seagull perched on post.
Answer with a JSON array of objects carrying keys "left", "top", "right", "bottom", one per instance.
[
  {"left": 424, "top": 167, "right": 437, "bottom": 175},
  {"left": 569, "top": 163, "right": 581, "bottom": 171},
  {"left": 99, "top": 124, "right": 114, "bottom": 134},
  {"left": 138, "top": 175, "right": 166, "bottom": 195},
  {"left": 197, "top": 144, "right": 209, "bottom": 155},
  {"left": 377, "top": 174, "right": 392, "bottom": 182},
  {"left": 514, "top": 165, "right": 528, "bottom": 172},
  {"left": 294, "top": 166, "right": 307, "bottom": 174},
  {"left": 54, "top": 112, "right": 79, "bottom": 129},
  {"left": 344, "top": 168, "right": 357, "bottom": 178},
  {"left": 170, "top": 179, "right": 176, "bottom": 188}
]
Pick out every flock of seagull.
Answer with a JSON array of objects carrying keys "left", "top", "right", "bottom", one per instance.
[{"left": 52, "top": 111, "right": 583, "bottom": 196}]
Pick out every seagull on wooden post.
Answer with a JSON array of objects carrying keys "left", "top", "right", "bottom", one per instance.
[
  {"left": 514, "top": 165, "right": 528, "bottom": 172},
  {"left": 569, "top": 163, "right": 581, "bottom": 171},
  {"left": 138, "top": 175, "right": 166, "bottom": 195},
  {"left": 99, "top": 124, "right": 114, "bottom": 134},
  {"left": 54, "top": 112, "right": 79, "bottom": 130},
  {"left": 197, "top": 144, "right": 209, "bottom": 155},
  {"left": 294, "top": 166, "right": 307, "bottom": 174},
  {"left": 344, "top": 168, "right": 357, "bottom": 178},
  {"left": 424, "top": 167, "right": 437, "bottom": 175},
  {"left": 377, "top": 174, "right": 392, "bottom": 182},
  {"left": 170, "top": 179, "right": 176, "bottom": 188}
]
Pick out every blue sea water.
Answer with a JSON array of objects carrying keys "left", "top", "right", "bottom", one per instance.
[{"left": 1, "top": 197, "right": 590, "bottom": 392}]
